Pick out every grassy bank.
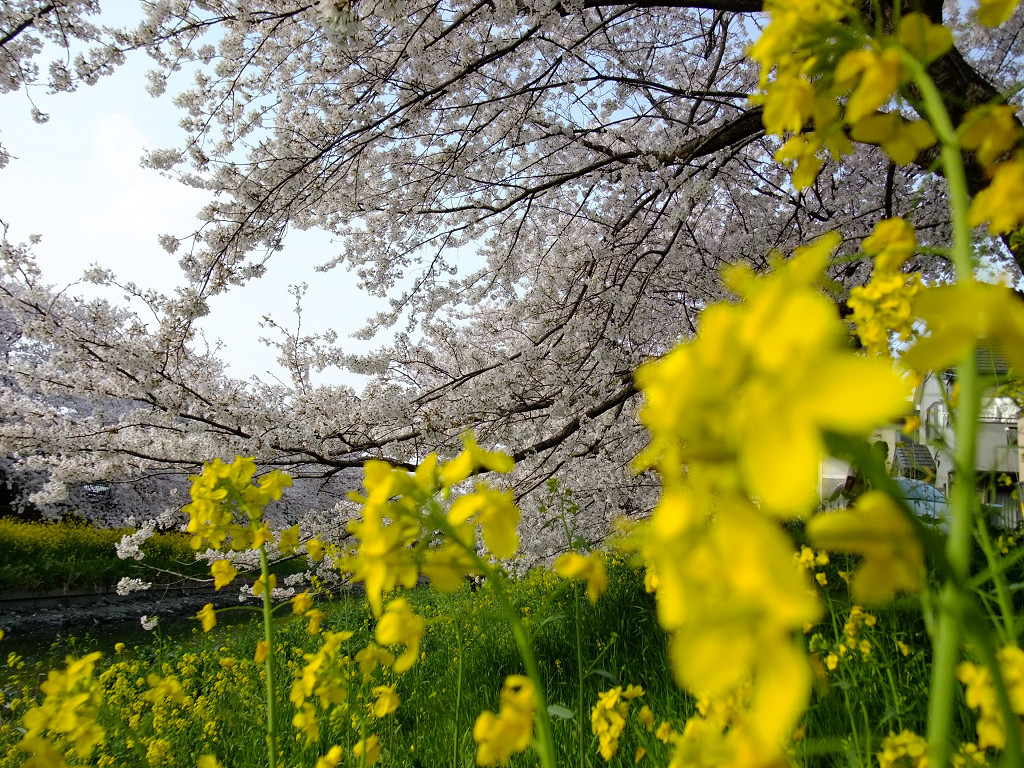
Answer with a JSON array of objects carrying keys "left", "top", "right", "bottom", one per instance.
[
  {"left": 0, "top": 554, "right": 960, "bottom": 768},
  {"left": 0, "top": 518, "right": 305, "bottom": 592}
]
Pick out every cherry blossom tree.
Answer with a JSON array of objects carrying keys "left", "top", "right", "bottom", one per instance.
[{"left": 1, "top": 0, "right": 1021, "bottom": 552}]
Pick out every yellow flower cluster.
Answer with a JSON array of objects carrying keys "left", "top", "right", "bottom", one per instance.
[
  {"left": 591, "top": 684, "right": 644, "bottom": 761},
  {"left": 554, "top": 551, "right": 609, "bottom": 604},
  {"left": 848, "top": 218, "right": 923, "bottom": 357},
  {"left": 375, "top": 597, "right": 426, "bottom": 674},
  {"left": 755, "top": 0, "right": 1024, "bottom": 239},
  {"left": 752, "top": 0, "right": 952, "bottom": 188},
  {"left": 344, "top": 433, "right": 518, "bottom": 615},
  {"left": 473, "top": 676, "right": 536, "bottom": 766},
  {"left": 18, "top": 653, "right": 105, "bottom": 767},
  {"left": 877, "top": 730, "right": 929, "bottom": 768},
  {"left": 631, "top": 238, "right": 911, "bottom": 767},
  {"left": 808, "top": 491, "right": 924, "bottom": 604},
  {"left": 289, "top": 630, "right": 355, "bottom": 745},
  {"left": 958, "top": 645, "right": 1024, "bottom": 749},
  {"left": 184, "top": 456, "right": 293, "bottom": 552},
  {"left": 901, "top": 280, "right": 1024, "bottom": 377}
]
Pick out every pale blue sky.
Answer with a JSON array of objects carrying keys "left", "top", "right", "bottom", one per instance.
[{"left": 0, "top": 40, "right": 384, "bottom": 389}]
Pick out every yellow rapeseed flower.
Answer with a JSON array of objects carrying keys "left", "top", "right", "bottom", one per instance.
[
  {"left": 197, "top": 604, "right": 217, "bottom": 633},
  {"left": 554, "top": 552, "right": 609, "bottom": 604},
  {"left": 896, "top": 12, "right": 953, "bottom": 63},
  {"left": 877, "top": 730, "right": 929, "bottom": 768},
  {"left": 210, "top": 559, "right": 238, "bottom": 590},
  {"left": 292, "top": 702, "right": 319, "bottom": 745},
  {"left": 808, "top": 491, "right": 924, "bottom": 604},
  {"left": 850, "top": 114, "right": 936, "bottom": 166},
  {"left": 307, "top": 537, "right": 324, "bottom": 562},
  {"left": 440, "top": 433, "right": 515, "bottom": 487},
  {"left": 375, "top": 598, "right": 426, "bottom": 674},
  {"left": 315, "top": 746, "right": 344, "bottom": 768},
  {"left": 371, "top": 685, "right": 401, "bottom": 718},
  {"left": 143, "top": 674, "right": 187, "bottom": 706},
  {"left": 355, "top": 643, "right": 396, "bottom": 678},
  {"left": 278, "top": 524, "right": 300, "bottom": 555},
  {"left": 252, "top": 573, "right": 277, "bottom": 597},
  {"left": 449, "top": 485, "right": 521, "bottom": 559},
  {"left": 353, "top": 734, "right": 381, "bottom": 766},
  {"left": 960, "top": 105, "right": 1021, "bottom": 168},
  {"left": 473, "top": 676, "right": 536, "bottom": 767},
  {"left": 291, "top": 590, "right": 313, "bottom": 615},
  {"left": 977, "top": 0, "right": 1022, "bottom": 27},
  {"left": 835, "top": 47, "right": 903, "bottom": 124},
  {"left": 969, "top": 155, "right": 1024, "bottom": 233}
]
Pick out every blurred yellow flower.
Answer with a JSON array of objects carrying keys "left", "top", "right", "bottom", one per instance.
[
  {"left": 969, "top": 155, "right": 1024, "bottom": 233},
  {"left": 959, "top": 645, "right": 1024, "bottom": 749},
  {"left": 591, "top": 685, "right": 644, "bottom": 761},
  {"left": 376, "top": 598, "right": 426, "bottom": 673},
  {"left": 371, "top": 685, "right": 401, "bottom": 718},
  {"left": 850, "top": 114, "right": 935, "bottom": 165},
  {"left": 143, "top": 674, "right": 187, "bottom": 706},
  {"left": 977, "top": 0, "right": 1021, "bottom": 27},
  {"left": 198, "top": 606, "right": 219, "bottom": 634},
  {"left": 292, "top": 702, "right": 318, "bottom": 745},
  {"left": 355, "top": 643, "right": 396, "bottom": 678},
  {"left": 877, "top": 730, "right": 929, "bottom": 768},
  {"left": 252, "top": 573, "right": 277, "bottom": 597},
  {"left": 835, "top": 47, "right": 902, "bottom": 123},
  {"left": 291, "top": 590, "right": 313, "bottom": 615},
  {"left": 278, "top": 524, "right": 300, "bottom": 555},
  {"left": 449, "top": 485, "right": 521, "bottom": 559},
  {"left": 307, "top": 537, "right": 324, "bottom": 562},
  {"left": 960, "top": 105, "right": 1021, "bottom": 168},
  {"left": 353, "top": 734, "right": 381, "bottom": 766},
  {"left": 210, "top": 559, "right": 238, "bottom": 591},
  {"left": 315, "top": 746, "right": 343, "bottom": 768},
  {"left": 440, "top": 433, "right": 515, "bottom": 487},
  {"left": 473, "top": 676, "right": 536, "bottom": 766},
  {"left": 808, "top": 491, "right": 924, "bottom": 604},
  {"left": 896, "top": 12, "right": 953, "bottom": 62},
  {"left": 554, "top": 552, "right": 609, "bottom": 604},
  {"left": 20, "top": 652, "right": 105, "bottom": 761},
  {"left": 306, "top": 608, "right": 327, "bottom": 635}
]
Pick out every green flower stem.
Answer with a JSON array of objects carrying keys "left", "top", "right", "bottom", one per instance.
[
  {"left": 454, "top": 622, "right": 464, "bottom": 768},
  {"left": 484, "top": 567, "right": 559, "bottom": 768},
  {"left": 905, "top": 52, "right": 979, "bottom": 768},
  {"left": 574, "top": 585, "right": 585, "bottom": 768},
  {"left": 428, "top": 502, "right": 558, "bottom": 768},
  {"left": 258, "top": 543, "right": 279, "bottom": 768}
]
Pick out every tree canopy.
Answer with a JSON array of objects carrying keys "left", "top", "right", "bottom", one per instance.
[{"left": 0, "top": 0, "right": 1021, "bottom": 543}]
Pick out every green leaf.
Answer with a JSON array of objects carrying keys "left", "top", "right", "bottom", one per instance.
[{"left": 547, "top": 703, "right": 575, "bottom": 720}]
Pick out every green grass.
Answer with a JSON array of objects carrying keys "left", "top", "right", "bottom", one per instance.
[
  {"left": 0, "top": 518, "right": 306, "bottom": 592},
  {"left": 0, "top": 553, "right": 970, "bottom": 768}
]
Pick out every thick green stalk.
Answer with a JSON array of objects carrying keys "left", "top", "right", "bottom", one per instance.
[
  {"left": 485, "top": 569, "right": 559, "bottom": 768},
  {"left": 258, "top": 544, "right": 279, "bottom": 768},
  {"left": 904, "top": 53, "right": 977, "bottom": 768}
]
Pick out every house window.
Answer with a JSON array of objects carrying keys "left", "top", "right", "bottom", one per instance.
[
  {"left": 926, "top": 401, "right": 948, "bottom": 442},
  {"left": 980, "top": 396, "right": 1020, "bottom": 423}
]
